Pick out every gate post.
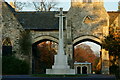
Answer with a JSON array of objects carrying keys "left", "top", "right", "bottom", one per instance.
[
  {"left": 101, "top": 49, "right": 109, "bottom": 74},
  {"left": 66, "top": 44, "right": 74, "bottom": 68}
]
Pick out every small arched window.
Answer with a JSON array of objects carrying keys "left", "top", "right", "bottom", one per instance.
[
  {"left": 83, "top": 16, "right": 92, "bottom": 24},
  {"left": 2, "top": 37, "right": 12, "bottom": 56}
]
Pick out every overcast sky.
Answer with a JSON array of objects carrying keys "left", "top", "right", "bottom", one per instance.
[
  {"left": 81, "top": 42, "right": 101, "bottom": 53},
  {"left": 5, "top": 0, "right": 120, "bottom": 11}
]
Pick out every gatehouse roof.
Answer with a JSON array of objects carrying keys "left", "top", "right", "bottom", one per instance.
[
  {"left": 14, "top": 11, "right": 67, "bottom": 30},
  {"left": 2, "top": 2, "right": 67, "bottom": 30},
  {"left": 2, "top": 2, "right": 120, "bottom": 30}
]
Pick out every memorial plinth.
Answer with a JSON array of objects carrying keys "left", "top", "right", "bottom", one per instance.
[{"left": 46, "top": 8, "right": 75, "bottom": 74}]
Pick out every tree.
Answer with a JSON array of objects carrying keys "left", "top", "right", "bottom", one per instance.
[
  {"left": 74, "top": 44, "right": 100, "bottom": 72},
  {"left": 102, "top": 34, "right": 120, "bottom": 78},
  {"left": 19, "top": 30, "right": 32, "bottom": 55},
  {"left": 32, "top": 0, "right": 58, "bottom": 11},
  {"left": 102, "top": 35, "right": 120, "bottom": 57},
  {"left": 34, "top": 41, "right": 57, "bottom": 73}
]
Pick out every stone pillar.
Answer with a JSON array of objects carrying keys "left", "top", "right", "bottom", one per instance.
[
  {"left": 29, "top": 48, "right": 32, "bottom": 74},
  {"left": 66, "top": 44, "right": 74, "bottom": 68},
  {"left": 66, "top": 19, "right": 74, "bottom": 68},
  {"left": 90, "top": 63, "right": 92, "bottom": 74},
  {"left": 101, "top": 49, "right": 109, "bottom": 74},
  {"left": 118, "top": 57, "right": 120, "bottom": 78},
  {"left": 29, "top": 32, "right": 33, "bottom": 74}
]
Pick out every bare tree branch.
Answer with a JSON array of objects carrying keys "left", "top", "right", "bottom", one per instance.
[
  {"left": 13, "top": 0, "right": 26, "bottom": 11},
  {"left": 32, "top": 0, "right": 58, "bottom": 11}
]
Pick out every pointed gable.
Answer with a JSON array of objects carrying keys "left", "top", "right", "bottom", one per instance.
[
  {"left": 108, "top": 12, "right": 120, "bottom": 26},
  {"left": 83, "top": 16, "right": 92, "bottom": 24}
]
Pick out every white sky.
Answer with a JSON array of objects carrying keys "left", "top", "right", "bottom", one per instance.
[
  {"left": 74, "top": 41, "right": 101, "bottom": 53},
  {"left": 81, "top": 42, "right": 101, "bottom": 53},
  {"left": 4, "top": 0, "right": 120, "bottom": 2},
  {"left": 5, "top": 0, "right": 120, "bottom": 11}
]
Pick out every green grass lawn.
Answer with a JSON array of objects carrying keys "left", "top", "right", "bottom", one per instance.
[{"left": 32, "top": 74, "right": 88, "bottom": 77}]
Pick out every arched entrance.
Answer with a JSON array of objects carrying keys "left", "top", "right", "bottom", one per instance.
[
  {"left": 2, "top": 37, "right": 12, "bottom": 56},
  {"left": 73, "top": 37, "right": 102, "bottom": 74},
  {"left": 32, "top": 38, "right": 58, "bottom": 74},
  {"left": 77, "top": 66, "right": 81, "bottom": 74},
  {"left": 82, "top": 66, "right": 87, "bottom": 74}
]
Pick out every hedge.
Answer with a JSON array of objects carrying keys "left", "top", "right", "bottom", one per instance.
[{"left": 2, "top": 56, "right": 29, "bottom": 75}]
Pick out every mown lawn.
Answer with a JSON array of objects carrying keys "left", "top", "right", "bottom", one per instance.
[{"left": 32, "top": 74, "right": 88, "bottom": 77}]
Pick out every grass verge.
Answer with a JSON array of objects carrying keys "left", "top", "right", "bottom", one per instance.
[{"left": 32, "top": 74, "right": 88, "bottom": 77}]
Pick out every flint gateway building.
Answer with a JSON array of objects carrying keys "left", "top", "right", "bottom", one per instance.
[{"left": 1, "top": 0, "right": 120, "bottom": 74}]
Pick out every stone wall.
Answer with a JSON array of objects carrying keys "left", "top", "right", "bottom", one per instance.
[
  {"left": 2, "top": 2, "right": 25, "bottom": 58},
  {"left": 31, "top": 31, "right": 59, "bottom": 43},
  {"left": 2, "top": 2, "right": 34, "bottom": 74},
  {"left": 0, "top": 1, "right": 3, "bottom": 78},
  {"left": 66, "top": 1, "right": 110, "bottom": 74},
  {"left": 67, "top": 2, "right": 109, "bottom": 41}
]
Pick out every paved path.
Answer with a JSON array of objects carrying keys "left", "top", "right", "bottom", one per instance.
[{"left": 2, "top": 74, "right": 116, "bottom": 80}]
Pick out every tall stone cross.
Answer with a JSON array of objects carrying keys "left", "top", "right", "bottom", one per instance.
[
  {"left": 56, "top": 8, "right": 65, "bottom": 55},
  {"left": 46, "top": 8, "right": 75, "bottom": 74}
]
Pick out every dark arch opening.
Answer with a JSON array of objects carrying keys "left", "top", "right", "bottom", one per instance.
[
  {"left": 77, "top": 66, "right": 81, "bottom": 74},
  {"left": 82, "top": 66, "right": 87, "bottom": 74},
  {"left": 32, "top": 39, "right": 58, "bottom": 74},
  {"left": 73, "top": 39, "right": 102, "bottom": 74}
]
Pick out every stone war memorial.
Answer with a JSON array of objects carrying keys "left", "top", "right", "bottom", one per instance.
[
  {"left": 46, "top": 8, "right": 75, "bottom": 74},
  {"left": 1, "top": 0, "right": 120, "bottom": 78}
]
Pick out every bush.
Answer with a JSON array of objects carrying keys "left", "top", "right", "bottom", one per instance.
[{"left": 2, "top": 56, "right": 29, "bottom": 75}]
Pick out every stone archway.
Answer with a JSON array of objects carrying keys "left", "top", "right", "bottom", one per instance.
[
  {"left": 32, "top": 36, "right": 59, "bottom": 44},
  {"left": 72, "top": 36, "right": 109, "bottom": 74},
  {"left": 73, "top": 36, "right": 102, "bottom": 45},
  {"left": 32, "top": 36, "right": 59, "bottom": 74}
]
